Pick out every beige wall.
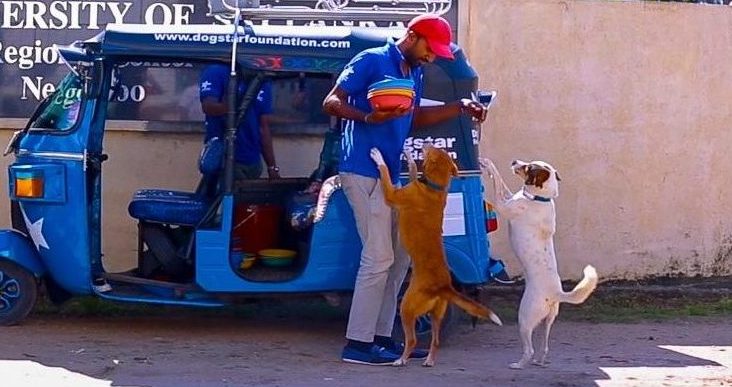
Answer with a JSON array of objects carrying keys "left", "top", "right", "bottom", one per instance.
[
  {"left": 2, "top": 1, "right": 730, "bottom": 280},
  {"left": 462, "top": 0, "right": 732, "bottom": 280}
]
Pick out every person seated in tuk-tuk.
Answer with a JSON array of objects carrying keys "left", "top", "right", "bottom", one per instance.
[{"left": 199, "top": 63, "right": 281, "bottom": 180}]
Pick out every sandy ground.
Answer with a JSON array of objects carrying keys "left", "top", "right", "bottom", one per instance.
[{"left": 0, "top": 302, "right": 730, "bottom": 387}]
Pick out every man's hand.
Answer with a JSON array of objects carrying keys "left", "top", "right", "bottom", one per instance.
[
  {"left": 370, "top": 148, "right": 386, "bottom": 166},
  {"left": 366, "top": 106, "right": 412, "bottom": 124},
  {"left": 460, "top": 98, "right": 487, "bottom": 123},
  {"left": 267, "top": 168, "right": 281, "bottom": 179}
]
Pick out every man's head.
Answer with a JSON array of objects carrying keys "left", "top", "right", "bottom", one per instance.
[{"left": 400, "top": 14, "right": 454, "bottom": 67}]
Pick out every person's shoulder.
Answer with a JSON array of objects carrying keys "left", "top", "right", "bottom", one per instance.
[
  {"left": 202, "top": 63, "right": 228, "bottom": 76},
  {"left": 350, "top": 42, "right": 390, "bottom": 61},
  {"left": 358, "top": 44, "right": 389, "bottom": 58}
]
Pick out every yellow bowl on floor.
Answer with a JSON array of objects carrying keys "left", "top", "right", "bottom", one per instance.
[
  {"left": 239, "top": 253, "right": 257, "bottom": 270},
  {"left": 259, "top": 249, "right": 296, "bottom": 267}
]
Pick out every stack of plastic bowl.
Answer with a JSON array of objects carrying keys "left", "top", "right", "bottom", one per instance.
[
  {"left": 258, "top": 249, "right": 297, "bottom": 267},
  {"left": 367, "top": 78, "right": 415, "bottom": 111}
]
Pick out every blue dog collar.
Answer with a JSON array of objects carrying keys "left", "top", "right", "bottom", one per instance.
[{"left": 523, "top": 190, "right": 552, "bottom": 202}]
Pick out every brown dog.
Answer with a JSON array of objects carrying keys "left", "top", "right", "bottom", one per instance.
[{"left": 370, "top": 144, "right": 502, "bottom": 367}]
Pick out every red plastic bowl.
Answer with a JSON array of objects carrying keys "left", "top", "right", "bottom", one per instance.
[{"left": 368, "top": 94, "right": 413, "bottom": 111}]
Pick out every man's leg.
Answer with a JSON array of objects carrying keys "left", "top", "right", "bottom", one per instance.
[
  {"left": 374, "top": 207, "right": 410, "bottom": 338},
  {"left": 340, "top": 173, "right": 396, "bottom": 343}
]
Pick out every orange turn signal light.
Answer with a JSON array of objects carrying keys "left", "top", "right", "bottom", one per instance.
[{"left": 15, "top": 172, "right": 44, "bottom": 198}]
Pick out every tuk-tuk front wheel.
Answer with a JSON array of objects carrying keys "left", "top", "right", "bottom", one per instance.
[{"left": 0, "top": 260, "right": 38, "bottom": 326}]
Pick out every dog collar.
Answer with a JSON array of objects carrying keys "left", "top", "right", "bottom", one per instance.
[
  {"left": 523, "top": 190, "right": 552, "bottom": 202},
  {"left": 419, "top": 176, "right": 446, "bottom": 192}
]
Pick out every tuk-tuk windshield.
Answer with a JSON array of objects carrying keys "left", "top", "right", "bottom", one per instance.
[{"left": 29, "top": 72, "right": 85, "bottom": 132}]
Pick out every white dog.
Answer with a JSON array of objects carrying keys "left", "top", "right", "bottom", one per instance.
[{"left": 480, "top": 158, "right": 598, "bottom": 369}]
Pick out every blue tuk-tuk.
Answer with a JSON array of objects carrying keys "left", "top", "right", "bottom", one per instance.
[{"left": 0, "top": 9, "right": 505, "bottom": 335}]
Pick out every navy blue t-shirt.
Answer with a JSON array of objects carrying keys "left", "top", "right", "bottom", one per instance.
[
  {"left": 336, "top": 41, "right": 424, "bottom": 183},
  {"left": 199, "top": 64, "right": 273, "bottom": 165}
]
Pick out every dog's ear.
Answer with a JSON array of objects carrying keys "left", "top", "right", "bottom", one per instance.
[
  {"left": 450, "top": 161, "right": 459, "bottom": 177},
  {"left": 525, "top": 166, "right": 550, "bottom": 188}
]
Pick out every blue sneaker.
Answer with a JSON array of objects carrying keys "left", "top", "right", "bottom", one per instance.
[
  {"left": 387, "top": 341, "right": 429, "bottom": 359},
  {"left": 488, "top": 259, "right": 515, "bottom": 285},
  {"left": 341, "top": 344, "right": 400, "bottom": 366}
]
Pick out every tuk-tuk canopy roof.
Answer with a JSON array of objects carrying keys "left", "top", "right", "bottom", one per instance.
[{"left": 78, "top": 23, "right": 419, "bottom": 74}]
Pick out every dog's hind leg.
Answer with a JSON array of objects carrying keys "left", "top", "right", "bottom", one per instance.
[
  {"left": 422, "top": 299, "right": 448, "bottom": 367},
  {"left": 393, "top": 291, "right": 423, "bottom": 367},
  {"left": 510, "top": 295, "right": 546, "bottom": 369},
  {"left": 532, "top": 302, "right": 559, "bottom": 367}
]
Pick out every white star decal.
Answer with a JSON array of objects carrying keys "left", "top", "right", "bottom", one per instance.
[
  {"left": 200, "top": 81, "right": 212, "bottom": 92},
  {"left": 21, "top": 208, "right": 49, "bottom": 250}
]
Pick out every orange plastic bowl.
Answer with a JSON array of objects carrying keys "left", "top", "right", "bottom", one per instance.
[
  {"left": 369, "top": 94, "right": 413, "bottom": 111},
  {"left": 367, "top": 89, "right": 415, "bottom": 98}
]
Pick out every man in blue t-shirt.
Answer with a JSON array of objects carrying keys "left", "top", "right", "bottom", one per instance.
[
  {"left": 323, "top": 14, "right": 488, "bottom": 366},
  {"left": 199, "top": 64, "right": 280, "bottom": 179}
]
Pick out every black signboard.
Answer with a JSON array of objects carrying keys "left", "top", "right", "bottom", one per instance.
[{"left": 0, "top": 0, "right": 459, "bottom": 124}]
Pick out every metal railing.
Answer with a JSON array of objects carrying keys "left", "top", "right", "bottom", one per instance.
[{"left": 208, "top": 0, "right": 453, "bottom": 21}]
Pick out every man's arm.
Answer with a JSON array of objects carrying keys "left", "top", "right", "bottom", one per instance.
[
  {"left": 412, "top": 98, "right": 486, "bottom": 129},
  {"left": 201, "top": 97, "right": 228, "bottom": 116},
  {"left": 323, "top": 86, "right": 410, "bottom": 124},
  {"left": 322, "top": 86, "right": 369, "bottom": 123},
  {"left": 259, "top": 115, "right": 280, "bottom": 179}
]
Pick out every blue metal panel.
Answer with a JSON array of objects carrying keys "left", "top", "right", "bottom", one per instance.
[
  {"left": 441, "top": 175, "right": 491, "bottom": 285},
  {"left": 12, "top": 156, "right": 92, "bottom": 295},
  {"left": 0, "top": 230, "right": 46, "bottom": 277},
  {"left": 196, "top": 191, "right": 362, "bottom": 293}
]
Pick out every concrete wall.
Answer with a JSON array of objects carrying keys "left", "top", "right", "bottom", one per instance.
[
  {"left": 2, "top": 0, "right": 730, "bottom": 280},
  {"left": 460, "top": 0, "right": 732, "bottom": 279}
]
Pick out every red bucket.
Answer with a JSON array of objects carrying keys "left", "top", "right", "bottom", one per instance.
[{"left": 232, "top": 203, "right": 283, "bottom": 255}]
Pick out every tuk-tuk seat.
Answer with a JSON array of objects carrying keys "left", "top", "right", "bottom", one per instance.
[{"left": 127, "top": 137, "right": 223, "bottom": 226}]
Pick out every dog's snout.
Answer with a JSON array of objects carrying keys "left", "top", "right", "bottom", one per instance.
[{"left": 511, "top": 160, "right": 518, "bottom": 166}]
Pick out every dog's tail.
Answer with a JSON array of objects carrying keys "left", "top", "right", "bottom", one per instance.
[
  {"left": 558, "top": 265, "right": 598, "bottom": 304},
  {"left": 445, "top": 289, "right": 503, "bottom": 326}
]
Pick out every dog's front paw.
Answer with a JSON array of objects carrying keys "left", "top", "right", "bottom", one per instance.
[
  {"left": 422, "top": 358, "right": 435, "bottom": 367},
  {"left": 531, "top": 359, "right": 549, "bottom": 368},
  {"left": 392, "top": 358, "right": 408, "bottom": 367},
  {"left": 478, "top": 158, "right": 497, "bottom": 177},
  {"left": 403, "top": 149, "right": 415, "bottom": 165},
  {"left": 509, "top": 362, "right": 524, "bottom": 370},
  {"left": 370, "top": 148, "right": 386, "bottom": 166}
]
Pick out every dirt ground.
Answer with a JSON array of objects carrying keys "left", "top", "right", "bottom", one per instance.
[{"left": 0, "top": 298, "right": 730, "bottom": 387}]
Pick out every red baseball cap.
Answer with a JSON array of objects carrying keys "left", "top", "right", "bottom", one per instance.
[{"left": 407, "top": 13, "right": 454, "bottom": 60}]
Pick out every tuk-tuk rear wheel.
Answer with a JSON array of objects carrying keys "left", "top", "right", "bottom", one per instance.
[{"left": 0, "top": 260, "right": 38, "bottom": 326}]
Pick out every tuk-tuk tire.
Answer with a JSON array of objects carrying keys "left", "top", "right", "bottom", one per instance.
[{"left": 0, "top": 260, "right": 39, "bottom": 326}]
